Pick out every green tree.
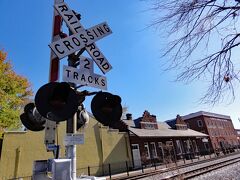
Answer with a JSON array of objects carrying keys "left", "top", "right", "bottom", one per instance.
[
  {"left": 148, "top": 0, "right": 240, "bottom": 104},
  {"left": 0, "top": 50, "right": 32, "bottom": 131}
]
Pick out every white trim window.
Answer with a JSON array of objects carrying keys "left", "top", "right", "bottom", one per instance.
[
  {"left": 204, "top": 142, "right": 210, "bottom": 150},
  {"left": 184, "top": 140, "right": 191, "bottom": 153},
  {"left": 197, "top": 119, "right": 203, "bottom": 127},
  {"left": 150, "top": 142, "right": 157, "bottom": 158},
  {"left": 192, "top": 140, "right": 199, "bottom": 152},
  {"left": 144, "top": 143, "right": 150, "bottom": 159},
  {"left": 158, "top": 142, "right": 164, "bottom": 158},
  {"left": 176, "top": 140, "right": 183, "bottom": 154}
]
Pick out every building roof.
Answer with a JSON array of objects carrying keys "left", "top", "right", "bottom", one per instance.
[
  {"left": 123, "top": 119, "right": 135, "bottom": 127},
  {"left": 182, "top": 111, "right": 231, "bottom": 120},
  {"left": 166, "top": 119, "right": 176, "bottom": 128},
  {"left": 123, "top": 120, "right": 208, "bottom": 138},
  {"left": 166, "top": 111, "right": 231, "bottom": 122}
]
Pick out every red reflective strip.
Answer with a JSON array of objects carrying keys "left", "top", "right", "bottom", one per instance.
[
  {"left": 49, "top": 58, "right": 59, "bottom": 82},
  {"left": 53, "top": 15, "right": 62, "bottom": 36},
  {"left": 50, "top": 14, "right": 62, "bottom": 82}
]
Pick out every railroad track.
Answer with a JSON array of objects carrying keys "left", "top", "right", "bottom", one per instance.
[
  {"left": 112, "top": 152, "right": 240, "bottom": 180},
  {"left": 180, "top": 157, "right": 240, "bottom": 179}
]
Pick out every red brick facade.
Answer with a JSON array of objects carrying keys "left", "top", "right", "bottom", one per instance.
[
  {"left": 129, "top": 134, "right": 201, "bottom": 164},
  {"left": 183, "top": 111, "right": 238, "bottom": 152},
  {"left": 124, "top": 111, "right": 208, "bottom": 167},
  {"left": 235, "top": 129, "right": 240, "bottom": 146},
  {"left": 140, "top": 111, "right": 158, "bottom": 130}
]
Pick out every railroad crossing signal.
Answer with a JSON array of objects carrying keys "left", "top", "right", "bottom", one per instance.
[
  {"left": 49, "top": 2, "right": 112, "bottom": 79},
  {"left": 20, "top": 1, "right": 122, "bottom": 139},
  {"left": 21, "top": 2, "right": 123, "bottom": 178},
  {"left": 48, "top": 2, "right": 113, "bottom": 91},
  {"left": 53, "top": 2, "right": 112, "bottom": 74}
]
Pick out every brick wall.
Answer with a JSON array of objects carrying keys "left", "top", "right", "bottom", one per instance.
[{"left": 185, "top": 115, "right": 238, "bottom": 151}]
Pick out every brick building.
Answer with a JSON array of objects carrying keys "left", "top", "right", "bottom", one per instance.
[
  {"left": 235, "top": 129, "right": 240, "bottom": 146},
  {"left": 169, "top": 111, "right": 238, "bottom": 153},
  {"left": 122, "top": 111, "right": 208, "bottom": 167}
]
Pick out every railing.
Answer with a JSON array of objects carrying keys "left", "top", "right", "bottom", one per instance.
[
  {"left": 76, "top": 161, "right": 134, "bottom": 179},
  {"left": 75, "top": 148, "right": 240, "bottom": 179},
  {"left": 2, "top": 147, "right": 240, "bottom": 180}
]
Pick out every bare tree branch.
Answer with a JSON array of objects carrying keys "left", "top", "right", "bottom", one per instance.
[{"left": 147, "top": 0, "right": 240, "bottom": 104}]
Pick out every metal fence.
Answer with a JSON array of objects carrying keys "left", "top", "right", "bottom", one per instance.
[
  {"left": 76, "top": 148, "right": 240, "bottom": 179},
  {"left": 3, "top": 148, "right": 240, "bottom": 180},
  {"left": 76, "top": 161, "right": 134, "bottom": 178}
]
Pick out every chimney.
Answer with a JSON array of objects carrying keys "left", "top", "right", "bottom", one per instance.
[{"left": 126, "top": 113, "right": 132, "bottom": 120}]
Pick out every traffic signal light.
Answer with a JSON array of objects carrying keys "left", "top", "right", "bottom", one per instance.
[
  {"left": 91, "top": 92, "right": 122, "bottom": 127},
  {"left": 20, "top": 103, "right": 46, "bottom": 131},
  {"left": 35, "top": 82, "right": 81, "bottom": 122},
  {"left": 21, "top": 81, "right": 122, "bottom": 131}
]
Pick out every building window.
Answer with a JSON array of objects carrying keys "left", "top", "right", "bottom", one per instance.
[
  {"left": 132, "top": 144, "right": 139, "bottom": 150},
  {"left": 197, "top": 120, "right": 203, "bottom": 127},
  {"left": 144, "top": 143, "right": 150, "bottom": 159},
  {"left": 184, "top": 140, "right": 191, "bottom": 153},
  {"left": 144, "top": 123, "right": 155, "bottom": 129},
  {"left": 150, "top": 142, "right": 157, "bottom": 158},
  {"left": 176, "top": 140, "right": 183, "bottom": 154},
  {"left": 158, "top": 142, "right": 164, "bottom": 162},
  {"left": 208, "top": 130, "right": 212, "bottom": 136},
  {"left": 192, "top": 140, "right": 199, "bottom": 152},
  {"left": 212, "top": 131, "right": 215, "bottom": 136},
  {"left": 204, "top": 143, "right": 210, "bottom": 151},
  {"left": 166, "top": 141, "right": 173, "bottom": 146}
]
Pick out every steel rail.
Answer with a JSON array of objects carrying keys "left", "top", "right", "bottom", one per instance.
[{"left": 112, "top": 152, "right": 240, "bottom": 180}]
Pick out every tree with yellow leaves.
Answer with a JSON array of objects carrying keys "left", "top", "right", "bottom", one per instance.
[{"left": 0, "top": 50, "right": 32, "bottom": 130}]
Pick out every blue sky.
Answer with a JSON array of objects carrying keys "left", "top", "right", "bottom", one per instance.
[{"left": 1, "top": 0, "right": 240, "bottom": 128}]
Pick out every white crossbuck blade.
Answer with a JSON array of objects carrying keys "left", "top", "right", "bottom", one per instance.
[{"left": 49, "top": 22, "right": 112, "bottom": 60}]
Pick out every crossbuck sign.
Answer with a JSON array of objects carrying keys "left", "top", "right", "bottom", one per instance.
[
  {"left": 49, "top": 2, "right": 112, "bottom": 83},
  {"left": 49, "top": 2, "right": 113, "bottom": 90}
]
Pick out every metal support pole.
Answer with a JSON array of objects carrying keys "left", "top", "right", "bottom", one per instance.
[
  {"left": 65, "top": 24, "right": 80, "bottom": 180},
  {"left": 125, "top": 161, "right": 129, "bottom": 176},
  {"left": 153, "top": 159, "right": 156, "bottom": 170},
  {"left": 44, "top": 0, "right": 64, "bottom": 156},
  {"left": 141, "top": 163, "right": 144, "bottom": 173},
  {"left": 171, "top": 139, "right": 177, "bottom": 166},
  {"left": 108, "top": 164, "right": 111, "bottom": 179},
  {"left": 66, "top": 47, "right": 78, "bottom": 179},
  {"left": 88, "top": 166, "right": 90, "bottom": 176},
  {"left": 66, "top": 113, "right": 77, "bottom": 180}
]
